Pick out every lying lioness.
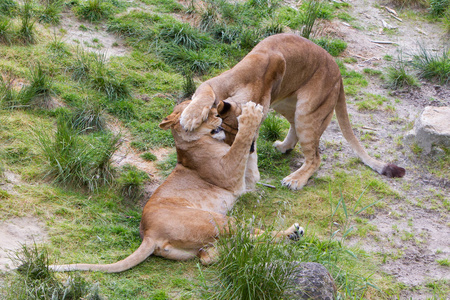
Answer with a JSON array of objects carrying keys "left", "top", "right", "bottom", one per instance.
[
  {"left": 49, "top": 101, "right": 302, "bottom": 273},
  {"left": 180, "top": 33, "right": 405, "bottom": 190}
]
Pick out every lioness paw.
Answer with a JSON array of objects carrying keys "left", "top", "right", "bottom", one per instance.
[
  {"left": 281, "top": 174, "right": 308, "bottom": 191},
  {"left": 180, "top": 104, "right": 211, "bottom": 131},
  {"left": 238, "top": 102, "right": 263, "bottom": 128},
  {"left": 288, "top": 223, "right": 304, "bottom": 241}
]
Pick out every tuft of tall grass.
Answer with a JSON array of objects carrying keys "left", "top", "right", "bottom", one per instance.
[
  {"left": 313, "top": 37, "right": 347, "bottom": 56},
  {"left": 157, "top": 43, "right": 222, "bottom": 75},
  {"left": 207, "top": 218, "right": 299, "bottom": 300},
  {"left": 17, "top": 0, "right": 36, "bottom": 44},
  {"left": 300, "top": 0, "right": 322, "bottom": 39},
  {"left": 70, "top": 100, "right": 106, "bottom": 132},
  {"left": 413, "top": 44, "right": 450, "bottom": 85},
  {"left": 181, "top": 69, "right": 196, "bottom": 98},
  {"left": 429, "top": 0, "right": 449, "bottom": 16},
  {"left": 117, "top": 164, "right": 150, "bottom": 201},
  {"left": 36, "top": 114, "right": 120, "bottom": 191},
  {"left": 67, "top": 47, "right": 92, "bottom": 81},
  {"left": 385, "top": 54, "right": 419, "bottom": 88},
  {"left": 0, "top": 0, "right": 18, "bottom": 17},
  {"left": 38, "top": 0, "right": 63, "bottom": 24},
  {"left": 158, "top": 22, "right": 210, "bottom": 50},
  {"left": 260, "top": 112, "right": 285, "bottom": 142},
  {"left": 19, "top": 63, "right": 56, "bottom": 109},
  {"left": 0, "top": 16, "right": 13, "bottom": 44},
  {"left": 0, "top": 73, "right": 19, "bottom": 109},
  {"left": 3, "top": 243, "right": 101, "bottom": 300},
  {"left": 74, "top": 0, "right": 113, "bottom": 22},
  {"left": 89, "top": 54, "right": 131, "bottom": 100}
]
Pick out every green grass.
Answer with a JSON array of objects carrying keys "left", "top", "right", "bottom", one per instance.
[
  {"left": 429, "top": 0, "right": 450, "bottom": 17},
  {"left": 117, "top": 164, "right": 150, "bottom": 201},
  {"left": 17, "top": 0, "right": 36, "bottom": 44},
  {"left": 355, "top": 93, "right": 389, "bottom": 111},
  {"left": 20, "top": 63, "right": 56, "bottom": 108},
  {"left": 313, "top": 37, "right": 347, "bottom": 56},
  {"left": 74, "top": 0, "right": 114, "bottom": 22},
  {"left": 413, "top": 44, "right": 450, "bottom": 84},
  {"left": 260, "top": 112, "right": 288, "bottom": 142},
  {"left": 2, "top": 243, "right": 100, "bottom": 300},
  {"left": 385, "top": 53, "right": 419, "bottom": 88},
  {"left": 35, "top": 114, "right": 120, "bottom": 191},
  {"left": 336, "top": 60, "right": 369, "bottom": 96},
  {"left": 206, "top": 219, "right": 299, "bottom": 300}
]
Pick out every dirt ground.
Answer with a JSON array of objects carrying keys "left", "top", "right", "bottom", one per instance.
[
  {"left": 317, "top": 1, "right": 450, "bottom": 298},
  {"left": 0, "top": 0, "right": 449, "bottom": 298}
]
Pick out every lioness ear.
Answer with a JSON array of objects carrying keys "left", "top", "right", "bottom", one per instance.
[
  {"left": 217, "top": 101, "right": 231, "bottom": 115},
  {"left": 159, "top": 113, "right": 179, "bottom": 130}
]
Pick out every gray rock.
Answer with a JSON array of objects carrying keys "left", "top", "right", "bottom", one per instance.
[
  {"left": 288, "top": 262, "right": 337, "bottom": 300},
  {"left": 404, "top": 106, "right": 450, "bottom": 154}
]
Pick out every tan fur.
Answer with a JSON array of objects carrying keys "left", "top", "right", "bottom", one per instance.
[
  {"left": 180, "top": 33, "right": 405, "bottom": 190},
  {"left": 49, "top": 101, "right": 303, "bottom": 273}
]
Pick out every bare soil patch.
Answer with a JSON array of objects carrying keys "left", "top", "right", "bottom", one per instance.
[{"left": 0, "top": 217, "right": 48, "bottom": 271}]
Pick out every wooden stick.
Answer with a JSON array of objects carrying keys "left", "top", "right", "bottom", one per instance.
[
  {"left": 370, "top": 40, "right": 394, "bottom": 44},
  {"left": 257, "top": 182, "right": 277, "bottom": 189}
]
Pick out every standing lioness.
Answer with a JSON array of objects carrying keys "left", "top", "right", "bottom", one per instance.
[
  {"left": 49, "top": 101, "right": 302, "bottom": 273},
  {"left": 180, "top": 33, "right": 405, "bottom": 190}
]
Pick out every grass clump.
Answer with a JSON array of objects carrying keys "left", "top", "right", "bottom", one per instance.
[
  {"left": 37, "top": 0, "right": 64, "bottom": 24},
  {"left": 413, "top": 45, "right": 450, "bottom": 85},
  {"left": 0, "top": 0, "right": 18, "bottom": 17},
  {"left": 117, "top": 164, "right": 150, "bottom": 201},
  {"left": 355, "top": 93, "right": 389, "bottom": 111},
  {"left": 157, "top": 43, "right": 223, "bottom": 75},
  {"left": 386, "top": 53, "right": 419, "bottom": 88},
  {"left": 67, "top": 50, "right": 131, "bottom": 100},
  {"left": 158, "top": 22, "right": 211, "bottom": 50},
  {"left": 140, "top": 152, "right": 157, "bottom": 161},
  {"left": 206, "top": 219, "right": 299, "bottom": 300},
  {"left": 429, "top": 0, "right": 450, "bottom": 17},
  {"left": 0, "top": 73, "right": 19, "bottom": 108},
  {"left": 70, "top": 100, "right": 106, "bottom": 132},
  {"left": 313, "top": 37, "right": 347, "bottom": 56},
  {"left": 20, "top": 63, "right": 57, "bottom": 109},
  {"left": 260, "top": 112, "right": 287, "bottom": 142},
  {"left": 17, "top": 0, "right": 37, "bottom": 44},
  {"left": 0, "top": 16, "right": 13, "bottom": 44},
  {"left": 74, "top": 0, "right": 114, "bottom": 22},
  {"left": 3, "top": 243, "right": 100, "bottom": 300},
  {"left": 36, "top": 114, "right": 120, "bottom": 191},
  {"left": 300, "top": 0, "right": 323, "bottom": 39}
]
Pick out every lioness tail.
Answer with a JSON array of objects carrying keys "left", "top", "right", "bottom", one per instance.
[
  {"left": 49, "top": 237, "right": 156, "bottom": 273},
  {"left": 334, "top": 80, "right": 405, "bottom": 178}
]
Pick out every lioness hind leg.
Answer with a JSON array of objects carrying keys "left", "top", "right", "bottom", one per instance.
[{"left": 282, "top": 110, "right": 334, "bottom": 190}]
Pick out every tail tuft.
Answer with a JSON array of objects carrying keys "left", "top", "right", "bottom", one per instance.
[{"left": 381, "top": 164, "right": 405, "bottom": 178}]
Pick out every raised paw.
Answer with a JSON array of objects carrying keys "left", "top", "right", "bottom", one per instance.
[
  {"left": 238, "top": 102, "right": 264, "bottom": 129},
  {"left": 287, "top": 223, "right": 304, "bottom": 241},
  {"left": 180, "top": 104, "right": 211, "bottom": 131}
]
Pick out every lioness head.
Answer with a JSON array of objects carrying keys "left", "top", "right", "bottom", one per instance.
[
  {"left": 159, "top": 101, "right": 225, "bottom": 143},
  {"left": 217, "top": 100, "right": 242, "bottom": 146}
]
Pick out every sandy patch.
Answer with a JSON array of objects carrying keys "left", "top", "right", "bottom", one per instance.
[{"left": 0, "top": 217, "right": 48, "bottom": 271}]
